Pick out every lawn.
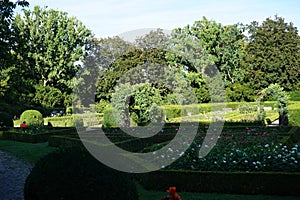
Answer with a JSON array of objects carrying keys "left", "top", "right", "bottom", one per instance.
[{"left": 0, "top": 140, "right": 56, "bottom": 164}]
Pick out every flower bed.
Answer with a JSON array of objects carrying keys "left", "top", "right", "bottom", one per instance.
[{"left": 144, "top": 126, "right": 299, "bottom": 172}]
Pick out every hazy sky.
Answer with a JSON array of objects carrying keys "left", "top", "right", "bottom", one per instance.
[{"left": 20, "top": 0, "right": 300, "bottom": 38}]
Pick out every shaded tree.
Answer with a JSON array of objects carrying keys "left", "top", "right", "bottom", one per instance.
[{"left": 0, "top": 0, "right": 28, "bottom": 100}]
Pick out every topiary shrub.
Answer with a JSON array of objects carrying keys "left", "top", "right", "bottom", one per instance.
[
  {"left": 0, "top": 111, "right": 14, "bottom": 127},
  {"left": 24, "top": 147, "right": 138, "bottom": 200},
  {"left": 20, "top": 110, "right": 44, "bottom": 126}
]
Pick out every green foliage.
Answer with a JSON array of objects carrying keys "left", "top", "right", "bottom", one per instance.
[
  {"left": 0, "top": 140, "right": 56, "bottom": 164},
  {"left": 0, "top": 68, "right": 10, "bottom": 97},
  {"left": 133, "top": 84, "right": 163, "bottom": 123},
  {"left": 0, "top": 0, "right": 28, "bottom": 100},
  {"left": 0, "top": 0, "right": 28, "bottom": 66},
  {"left": 44, "top": 116, "right": 74, "bottom": 127},
  {"left": 96, "top": 46, "right": 168, "bottom": 102},
  {"left": 33, "top": 85, "right": 64, "bottom": 108},
  {"left": 138, "top": 170, "right": 300, "bottom": 196},
  {"left": 162, "top": 105, "right": 183, "bottom": 119},
  {"left": 0, "top": 111, "right": 13, "bottom": 127},
  {"left": 66, "top": 106, "right": 73, "bottom": 115},
  {"left": 13, "top": 5, "right": 92, "bottom": 95},
  {"left": 24, "top": 147, "right": 138, "bottom": 200},
  {"left": 238, "top": 102, "right": 257, "bottom": 114},
  {"left": 177, "top": 17, "right": 246, "bottom": 86},
  {"left": 95, "top": 99, "right": 110, "bottom": 113},
  {"left": 74, "top": 116, "right": 84, "bottom": 127},
  {"left": 103, "top": 107, "right": 118, "bottom": 127},
  {"left": 245, "top": 15, "right": 300, "bottom": 91},
  {"left": 20, "top": 110, "right": 44, "bottom": 126},
  {"left": 149, "top": 103, "right": 165, "bottom": 123},
  {"left": 111, "top": 83, "right": 164, "bottom": 126},
  {"left": 226, "top": 82, "right": 256, "bottom": 102},
  {"left": 288, "top": 102, "right": 300, "bottom": 126},
  {"left": 287, "top": 90, "right": 300, "bottom": 101},
  {"left": 258, "top": 84, "right": 289, "bottom": 125},
  {"left": 135, "top": 28, "right": 169, "bottom": 50}
]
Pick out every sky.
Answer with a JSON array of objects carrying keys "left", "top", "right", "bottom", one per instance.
[{"left": 18, "top": 0, "right": 300, "bottom": 39}]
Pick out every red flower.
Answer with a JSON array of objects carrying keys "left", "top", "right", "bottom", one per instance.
[{"left": 161, "top": 187, "right": 182, "bottom": 200}]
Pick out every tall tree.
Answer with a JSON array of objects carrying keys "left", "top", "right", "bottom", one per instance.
[
  {"left": 245, "top": 15, "right": 300, "bottom": 91},
  {"left": 95, "top": 32, "right": 170, "bottom": 102},
  {"left": 13, "top": 6, "right": 93, "bottom": 96},
  {"left": 0, "top": 0, "right": 28, "bottom": 99},
  {"left": 0, "top": 0, "right": 28, "bottom": 68},
  {"left": 190, "top": 17, "right": 246, "bottom": 86}
]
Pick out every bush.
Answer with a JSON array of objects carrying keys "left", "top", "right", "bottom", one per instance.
[
  {"left": 95, "top": 100, "right": 110, "bottom": 113},
  {"left": 24, "top": 147, "right": 138, "bottom": 200},
  {"left": 226, "top": 82, "right": 256, "bottom": 102},
  {"left": 103, "top": 107, "right": 118, "bottom": 127},
  {"left": 20, "top": 110, "right": 44, "bottom": 126},
  {"left": 162, "top": 105, "right": 182, "bottom": 120},
  {"left": 0, "top": 111, "right": 14, "bottom": 127},
  {"left": 66, "top": 106, "right": 73, "bottom": 115},
  {"left": 238, "top": 102, "right": 257, "bottom": 114},
  {"left": 287, "top": 90, "right": 300, "bottom": 101}
]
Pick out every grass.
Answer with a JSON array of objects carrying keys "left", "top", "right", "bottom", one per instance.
[{"left": 0, "top": 140, "right": 56, "bottom": 164}]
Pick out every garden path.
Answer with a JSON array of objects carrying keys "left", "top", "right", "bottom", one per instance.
[{"left": 0, "top": 150, "right": 33, "bottom": 200}]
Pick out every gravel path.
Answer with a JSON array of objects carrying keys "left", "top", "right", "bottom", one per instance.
[{"left": 0, "top": 150, "right": 33, "bottom": 200}]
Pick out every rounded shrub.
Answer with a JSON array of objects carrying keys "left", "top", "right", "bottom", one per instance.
[
  {"left": 24, "top": 147, "right": 138, "bottom": 200},
  {"left": 20, "top": 110, "right": 44, "bottom": 126},
  {"left": 0, "top": 112, "right": 14, "bottom": 127}
]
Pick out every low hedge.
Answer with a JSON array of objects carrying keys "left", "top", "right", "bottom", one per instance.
[
  {"left": 0, "top": 127, "right": 77, "bottom": 143},
  {"left": 0, "top": 131, "right": 50, "bottom": 143},
  {"left": 136, "top": 170, "right": 300, "bottom": 196}
]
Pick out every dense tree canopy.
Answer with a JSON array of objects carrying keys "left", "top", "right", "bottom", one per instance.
[
  {"left": 14, "top": 6, "right": 93, "bottom": 92},
  {"left": 190, "top": 17, "right": 246, "bottom": 86},
  {"left": 0, "top": 0, "right": 28, "bottom": 98},
  {"left": 1, "top": 0, "right": 300, "bottom": 115},
  {"left": 245, "top": 15, "right": 300, "bottom": 91}
]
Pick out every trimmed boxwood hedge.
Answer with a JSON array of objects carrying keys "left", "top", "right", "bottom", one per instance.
[
  {"left": 136, "top": 170, "right": 300, "bottom": 196},
  {"left": 24, "top": 147, "right": 138, "bottom": 200}
]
